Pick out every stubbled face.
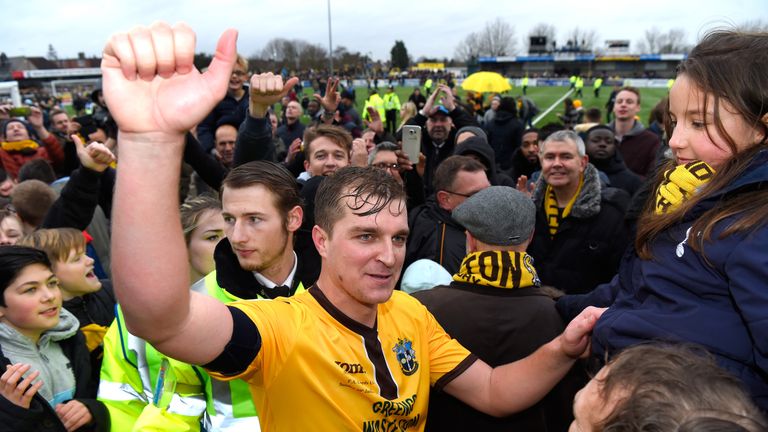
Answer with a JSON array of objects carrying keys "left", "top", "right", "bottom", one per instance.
[
  {"left": 214, "top": 124, "right": 237, "bottom": 166},
  {"left": 427, "top": 114, "right": 452, "bottom": 143},
  {"left": 613, "top": 90, "right": 640, "bottom": 121},
  {"left": 0, "top": 215, "right": 22, "bottom": 245},
  {"left": 668, "top": 75, "right": 761, "bottom": 170},
  {"left": 521, "top": 131, "right": 541, "bottom": 163},
  {"left": 371, "top": 150, "right": 402, "bottom": 184},
  {"left": 187, "top": 209, "right": 226, "bottom": 282},
  {"left": 304, "top": 137, "right": 349, "bottom": 177},
  {"left": 586, "top": 129, "right": 616, "bottom": 161},
  {"left": 5, "top": 122, "right": 30, "bottom": 142},
  {"left": 51, "top": 113, "right": 71, "bottom": 134},
  {"left": 222, "top": 185, "right": 290, "bottom": 273},
  {"left": 541, "top": 140, "right": 587, "bottom": 189},
  {"left": 54, "top": 248, "right": 101, "bottom": 299},
  {"left": 307, "top": 100, "right": 321, "bottom": 117},
  {"left": 315, "top": 196, "right": 408, "bottom": 310},
  {"left": 0, "top": 263, "right": 62, "bottom": 342}
]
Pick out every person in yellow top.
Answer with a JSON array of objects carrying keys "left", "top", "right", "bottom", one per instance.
[
  {"left": 363, "top": 88, "right": 386, "bottom": 129},
  {"left": 521, "top": 75, "right": 529, "bottom": 95},
  {"left": 593, "top": 77, "right": 603, "bottom": 98},
  {"left": 574, "top": 76, "right": 584, "bottom": 98},
  {"left": 382, "top": 85, "right": 401, "bottom": 134},
  {"left": 104, "top": 22, "right": 604, "bottom": 431}
]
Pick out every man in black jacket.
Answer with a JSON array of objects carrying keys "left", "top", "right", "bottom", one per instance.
[
  {"left": 527, "top": 130, "right": 630, "bottom": 295},
  {"left": 585, "top": 125, "right": 642, "bottom": 198},
  {"left": 405, "top": 156, "right": 489, "bottom": 275}
]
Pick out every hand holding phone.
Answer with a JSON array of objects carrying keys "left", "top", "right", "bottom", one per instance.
[{"left": 401, "top": 125, "right": 421, "bottom": 164}]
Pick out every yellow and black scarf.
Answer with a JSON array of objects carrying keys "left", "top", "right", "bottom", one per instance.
[
  {"left": 1, "top": 139, "right": 38, "bottom": 152},
  {"left": 453, "top": 251, "right": 540, "bottom": 289},
  {"left": 655, "top": 161, "right": 714, "bottom": 214},
  {"left": 544, "top": 176, "right": 584, "bottom": 237}
]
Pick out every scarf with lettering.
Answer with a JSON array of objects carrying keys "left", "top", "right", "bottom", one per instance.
[
  {"left": 655, "top": 161, "right": 715, "bottom": 214},
  {"left": 544, "top": 175, "right": 584, "bottom": 237},
  {"left": 453, "top": 251, "right": 540, "bottom": 289},
  {"left": 1, "top": 139, "right": 38, "bottom": 153}
]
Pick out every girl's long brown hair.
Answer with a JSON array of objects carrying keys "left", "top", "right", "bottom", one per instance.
[{"left": 635, "top": 30, "right": 768, "bottom": 260}]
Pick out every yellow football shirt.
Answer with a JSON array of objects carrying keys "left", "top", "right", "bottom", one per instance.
[{"left": 209, "top": 287, "right": 475, "bottom": 431}]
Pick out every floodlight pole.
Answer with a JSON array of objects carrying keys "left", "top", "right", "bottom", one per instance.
[{"left": 327, "top": 0, "right": 334, "bottom": 75}]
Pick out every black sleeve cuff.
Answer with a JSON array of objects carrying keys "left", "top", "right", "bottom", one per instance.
[{"left": 203, "top": 305, "right": 262, "bottom": 376}]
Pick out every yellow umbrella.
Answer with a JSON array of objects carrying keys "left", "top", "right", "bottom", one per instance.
[{"left": 461, "top": 71, "right": 511, "bottom": 93}]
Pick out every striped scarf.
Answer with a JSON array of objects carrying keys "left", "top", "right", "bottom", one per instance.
[
  {"left": 655, "top": 161, "right": 715, "bottom": 214},
  {"left": 453, "top": 251, "right": 540, "bottom": 289},
  {"left": 544, "top": 176, "right": 584, "bottom": 237},
  {"left": 1, "top": 139, "right": 38, "bottom": 152}
]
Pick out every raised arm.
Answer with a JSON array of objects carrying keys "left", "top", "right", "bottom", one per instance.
[
  {"left": 233, "top": 72, "right": 298, "bottom": 166},
  {"left": 443, "top": 306, "right": 604, "bottom": 417},
  {"left": 107, "top": 22, "right": 237, "bottom": 364}
]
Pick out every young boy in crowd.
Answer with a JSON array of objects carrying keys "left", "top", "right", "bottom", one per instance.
[
  {"left": 0, "top": 245, "right": 109, "bottom": 431},
  {"left": 18, "top": 228, "right": 116, "bottom": 391}
]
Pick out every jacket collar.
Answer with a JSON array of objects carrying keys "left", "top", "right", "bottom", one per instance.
[{"left": 534, "top": 163, "right": 602, "bottom": 218}]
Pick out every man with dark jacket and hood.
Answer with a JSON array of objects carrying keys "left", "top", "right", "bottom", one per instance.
[
  {"left": 528, "top": 130, "right": 630, "bottom": 295},
  {"left": 405, "top": 156, "right": 490, "bottom": 275},
  {"left": 506, "top": 128, "right": 541, "bottom": 183},
  {"left": 585, "top": 125, "right": 642, "bottom": 198},
  {"left": 454, "top": 135, "right": 516, "bottom": 187},
  {"left": 484, "top": 97, "right": 524, "bottom": 172}
]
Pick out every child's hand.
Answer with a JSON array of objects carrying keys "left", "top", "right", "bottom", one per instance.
[
  {"left": 0, "top": 363, "right": 43, "bottom": 408},
  {"left": 55, "top": 399, "right": 93, "bottom": 432}
]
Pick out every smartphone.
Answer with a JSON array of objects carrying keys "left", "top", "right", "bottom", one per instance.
[
  {"left": 401, "top": 125, "right": 421, "bottom": 164},
  {"left": 8, "top": 107, "right": 31, "bottom": 117}
]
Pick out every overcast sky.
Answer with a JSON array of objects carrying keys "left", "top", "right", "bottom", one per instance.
[{"left": 2, "top": 0, "right": 766, "bottom": 62}]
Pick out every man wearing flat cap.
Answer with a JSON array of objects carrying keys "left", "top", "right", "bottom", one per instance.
[{"left": 413, "top": 186, "right": 582, "bottom": 432}]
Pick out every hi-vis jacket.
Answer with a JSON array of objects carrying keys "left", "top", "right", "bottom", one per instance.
[{"left": 98, "top": 273, "right": 305, "bottom": 431}]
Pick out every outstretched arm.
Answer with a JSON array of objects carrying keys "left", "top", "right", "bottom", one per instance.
[
  {"left": 444, "top": 306, "right": 604, "bottom": 417},
  {"left": 107, "top": 22, "right": 236, "bottom": 364}
]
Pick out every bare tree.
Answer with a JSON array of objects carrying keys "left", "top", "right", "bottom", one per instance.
[
  {"left": 637, "top": 27, "right": 689, "bottom": 53},
  {"left": 562, "top": 27, "right": 599, "bottom": 51},
  {"left": 525, "top": 23, "right": 556, "bottom": 53},
  {"left": 454, "top": 18, "right": 517, "bottom": 62},
  {"left": 454, "top": 32, "right": 483, "bottom": 62},
  {"left": 481, "top": 18, "right": 517, "bottom": 56},
  {"left": 737, "top": 19, "right": 768, "bottom": 32}
]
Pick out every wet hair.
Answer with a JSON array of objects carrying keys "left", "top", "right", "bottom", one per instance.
[
  {"left": 541, "top": 130, "right": 586, "bottom": 157},
  {"left": 433, "top": 155, "right": 485, "bottom": 193},
  {"left": 596, "top": 344, "right": 766, "bottom": 432},
  {"left": 0, "top": 245, "right": 52, "bottom": 306},
  {"left": 180, "top": 195, "right": 222, "bottom": 245},
  {"left": 17, "top": 228, "right": 86, "bottom": 264},
  {"left": 221, "top": 161, "right": 302, "bottom": 229},
  {"left": 636, "top": 30, "right": 768, "bottom": 260},
  {"left": 314, "top": 166, "right": 405, "bottom": 236},
  {"left": 368, "top": 141, "right": 400, "bottom": 166},
  {"left": 10, "top": 180, "right": 57, "bottom": 228},
  {"left": 303, "top": 124, "right": 353, "bottom": 161}
]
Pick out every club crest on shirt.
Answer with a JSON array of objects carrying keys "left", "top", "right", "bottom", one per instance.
[{"left": 393, "top": 338, "right": 419, "bottom": 376}]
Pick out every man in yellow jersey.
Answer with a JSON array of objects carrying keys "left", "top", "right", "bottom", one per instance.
[{"left": 107, "top": 23, "right": 603, "bottom": 431}]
